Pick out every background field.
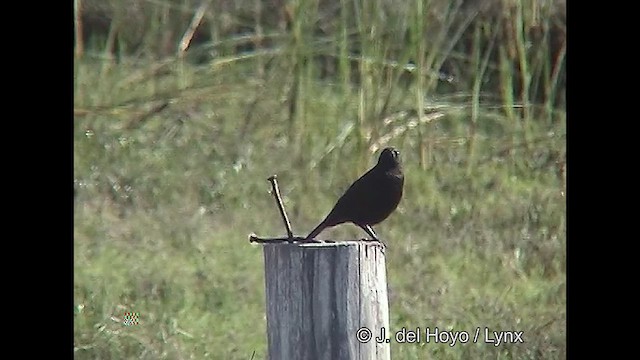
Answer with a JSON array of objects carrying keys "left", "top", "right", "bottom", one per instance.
[{"left": 73, "top": 0, "right": 566, "bottom": 358}]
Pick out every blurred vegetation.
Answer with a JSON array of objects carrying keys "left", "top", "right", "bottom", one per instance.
[{"left": 74, "top": 0, "right": 565, "bottom": 358}]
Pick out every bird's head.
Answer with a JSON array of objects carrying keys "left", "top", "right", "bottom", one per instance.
[{"left": 377, "top": 147, "right": 401, "bottom": 170}]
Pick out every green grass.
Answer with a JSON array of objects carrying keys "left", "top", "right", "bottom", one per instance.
[{"left": 74, "top": 0, "right": 565, "bottom": 358}]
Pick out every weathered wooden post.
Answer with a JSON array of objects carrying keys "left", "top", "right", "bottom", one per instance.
[
  {"left": 252, "top": 175, "right": 392, "bottom": 360},
  {"left": 261, "top": 241, "right": 390, "bottom": 360}
]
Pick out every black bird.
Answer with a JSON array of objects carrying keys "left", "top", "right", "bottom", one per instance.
[{"left": 305, "top": 147, "right": 404, "bottom": 245}]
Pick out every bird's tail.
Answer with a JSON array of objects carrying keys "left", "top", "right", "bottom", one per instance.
[{"left": 304, "top": 220, "right": 327, "bottom": 241}]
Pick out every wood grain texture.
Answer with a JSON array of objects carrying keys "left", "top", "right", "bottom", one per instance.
[{"left": 263, "top": 242, "right": 390, "bottom": 360}]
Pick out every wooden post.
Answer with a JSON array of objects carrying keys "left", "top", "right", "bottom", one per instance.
[{"left": 262, "top": 241, "right": 390, "bottom": 360}]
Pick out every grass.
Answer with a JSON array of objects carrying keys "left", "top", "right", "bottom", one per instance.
[{"left": 74, "top": 0, "right": 565, "bottom": 358}]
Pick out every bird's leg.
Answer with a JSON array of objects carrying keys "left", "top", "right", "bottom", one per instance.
[
  {"left": 358, "top": 224, "right": 387, "bottom": 248},
  {"left": 360, "top": 224, "right": 378, "bottom": 240}
]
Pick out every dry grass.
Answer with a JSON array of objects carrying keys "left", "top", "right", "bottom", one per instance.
[{"left": 74, "top": 0, "right": 565, "bottom": 358}]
